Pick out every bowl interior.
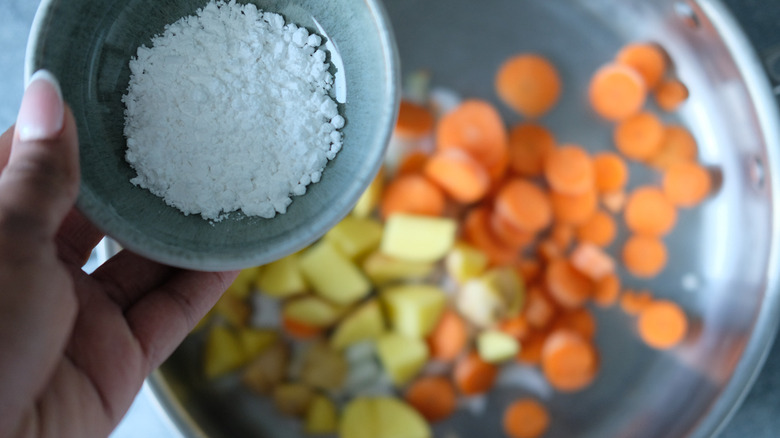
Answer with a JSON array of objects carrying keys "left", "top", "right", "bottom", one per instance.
[
  {"left": 150, "top": 0, "right": 780, "bottom": 437},
  {"left": 27, "top": 0, "right": 397, "bottom": 270}
]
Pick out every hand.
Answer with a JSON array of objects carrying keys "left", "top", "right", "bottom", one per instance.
[{"left": 0, "top": 71, "right": 238, "bottom": 438}]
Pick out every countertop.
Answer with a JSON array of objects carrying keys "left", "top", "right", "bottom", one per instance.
[{"left": 2, "top": 0, "right": 780, "bottom": 436}]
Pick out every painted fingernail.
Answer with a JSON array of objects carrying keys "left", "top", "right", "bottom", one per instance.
[{"left": 16, "top": 70, "right": 65, "bottom": 142}]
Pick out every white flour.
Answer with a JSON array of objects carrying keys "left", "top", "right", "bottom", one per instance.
[{"left": 122, "top": 0, "right": 343, "bottom": 221}]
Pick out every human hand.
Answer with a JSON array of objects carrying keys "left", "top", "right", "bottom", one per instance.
[{"left": 0, "top": 71, "right": 238, "bottom": 438}]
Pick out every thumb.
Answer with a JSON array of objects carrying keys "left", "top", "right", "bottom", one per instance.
[{"left": 0, "top": 70, "right": 79, "bottom": 250}]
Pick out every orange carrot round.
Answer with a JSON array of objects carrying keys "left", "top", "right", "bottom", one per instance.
[
  {"left": 427, "top": 310, "right": 468, "bottom": 362},
  {"left": 499, "top": 315, "right": 532, "bottom": 341},
  {"left": 624, "top": 187, "right": 677, "bottom": 236},
  {"left": 615, "top": 42, "right": 668, "bottom": 89},
  {"left": 638, "top": 300, "right": 688, "bottom": 349},
  {"left": 551, "top": 223, "right": 574, "bottom": 252},
  {"left": 496, "top": 54, "right": 562, "bottom": 118},
  {"left": 647, "top": 125, "right": 698, "bottom": 170},
  {"left": 517, "top": 329, "right": 548, "bottom": 365},
  {"left": 405, "top": 376, "right": 458, "bottom": 422},
  {"left": 517, "top": 258, "right": 542, "bottom": 284},
  {"left": 576, "top": 210, "right": 617, "bottom": 247},
  {"left": 282, "top": 317, "right": 322, "bottom": 339},
  {"left": 593, "top": 273, "right": 621, "bottom": 307},
  {"left": 454, "top": 351, "right": 499, "bottom": 395},
  {"left": 614, "top": 111, "right": 665, "bottom": 161},
  {"left": 437, "top": 99, "right": 508, "bottom": 168},
  {"left": 654, "top": 78, "right": 689, "bottom": 112},
  {"left": 545, "top": 258, "right": 594, "bottom": 309},
  {"left": 601, "top": 190, "right": 627, "bottom": 214},
  {"left": 524, "top": 286, "right": 558, "bottom": 329},
  {"left": 380, "top": 174, "right": 445, "bottom": 219},
  {"left": 495, "top": 179, "right": 553, "bottom": 233},
  {"left": 491, "top": 210, "right": 536, "bottom": 249},
  {"left": 395, "top": 100, "right": 435, "bottom": 139},
  {"left": 541, "top": 330, "right": 599, "bottom": 392},
  {"left": 544, "top": 145, "right": 595, "bottom": 195},
  {"left": 397, "top": 150, "right": 430, "bottom": 176},
  {"left": 622, "top": 235, "right": 668, "bottom": 278},
  {"left": 508, "top": 123, "right": 556, "bottom": 177},
  {"left": 503, "top": 399, "right": 551, "bottom": 438},
  {"left": 662, "top": 161, "right": 712, "bottom": 207},
  {"left": 552, "top": 308, "right": 597, "bottom": 340},
  {"left": 589, "top": 63, "right": 647, "bottom": 121},
  {"left": 425, "top": 149, "right": 490, "bottom": 203},
  {"left": 551, "top": 189, "right": 598, "bottom": 226},
  {"left": 593, "top": 152, "right": 629, "bottom": 193},
  {"left": 463, "top": 207, "right": 518, "bottom": 266},
  {"left": 620, "top": 290, "right": 655, "bottom": 315}
]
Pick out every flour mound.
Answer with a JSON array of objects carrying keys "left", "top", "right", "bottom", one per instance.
[{"left": 122, "top": 0, "right": 343, "bottom": 221}]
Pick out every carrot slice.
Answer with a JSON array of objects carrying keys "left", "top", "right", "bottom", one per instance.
[
  {"left": 425, "top": 149, "right": 491, "bottom": 203},
  {"left": 454, "top": 351, "right": 499, "bottom": 395},
  {"left": 544, "top": 145, "right": 595, "bottom": 195},
  {"left": 541, "top": 330, "right": 599, "bottom": 392},
  {"left": 397, "top": 150, "right": 430, "bottom": 176},
  {"left": 551, "top": 223, "right": 574, "bottom": 252},
  {"left": 380, "top": 174, "right": 445, "bottom": 219},
  {"left": 593, "top": 273, "right": 621, "bottom": 308},
  {"left": 395, "top": 100, "right": 435, "bottom": 139},
  {"left": 615, "top": 42, "right": 668, "bottom": 89},
  {"left": 551, "top": 189, "right": 598, "bottom": 226},
  {"left": 614, "top": 111, "right": 665, "bottom": 161},
  {"left": 647, "top": 125, "right": 698, "bottom": 170},
  {"left": 570, "top": 243, "right": 615, "bottom": 281},
  {"left": 517, "top": 329, "right": 548, "bottom": 365},
  {"left": 282, "top": 317, "right": 322, "bottom": 339},
  {"left": 496, "top": 54, "right": 562, "bottom": 118},
  {"left": 622, "top": 235, "right": 668, "bottom": 278},
  {"left": 508, "top": 123, "right": 556, "bottom": 177},
  {"left": 593, "top": 152, "right": 629, "bottom": 193},
  {"left": 517, "top": 258, "right": 542, "bottom": 284},
  {"left": 552, "top": 308, "right": 597, "bottom": 340},
  {"left": 524, "top": 286, "right": 558, "bottom": 329},
  {"left": 537, "top": 239, "right": 563, "bottom": 262},
  {"left": 576, "top": 210, "right": 617, "bottom": 247},
  {"left": 495, "top": 179, "right": 553, "bottom": 233},
  {"left": 491, "top": 210, "right": 536, "bottom": 249},
  {"left": 503, "top": 398, "right": 551, "bottom": 438},
  {"left": 620, "top": 290, "right": 654, "bottom": 315},
  {"left": 545, "top": 258, "right": 594, "bottom": 309},
  {"left": 624, "top": 187, "right": 677, "bottom": 236},
  {"left": 662, "top": 161, "right": 712, "bottom": 207},
  {"left": 463, "top": 207, "right": 518, "bottom": 266},
  {"left": 499, "top": 315, "right": 532, "bottom": 341},
  {"left": 637, "top": 300, "right": 688, "bottom": 349},
  {"left": 589, "top": 63, "right": 647, "bottom": 121},
  {"left": 437, "top": 99, "right": 508, "bottom": 168},
  {"left": 427, "top": 310, "right": 468, "bottom": 362},
  {"left": 405, "top": 376, "right": 458, "bottom": 422},
  {"left": 654, "top": 78, "right": 689, "bottom": 112},
  {"left": 601, "top": 190, "right": 627, "bottom": 214}
]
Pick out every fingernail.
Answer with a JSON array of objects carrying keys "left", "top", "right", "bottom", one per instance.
[{"left": 16, "top": 70, "right": 65, "bottom": 142}]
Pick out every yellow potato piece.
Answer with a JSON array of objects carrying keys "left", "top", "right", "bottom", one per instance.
[
  {"left": 456, "top": 267, "right": 525, "bottom": 327},
  {"left": 238, "top": 328, "right": 278, "bottom": 359},
  {"left": 283, "top": 296, "right": 345, "bottom": 328},
  {"left": 305, "top": 395, "right": 339, "bottom": 435},
  {"left": 330, "top": 300, "right": 386, "bottom": 350},
  {"left": 299, "top": 240, "right": 371, "bottom": 306},
  {"left": 381, "top": 284, "right": 446, "bottom": 338},
  {"left": 362, "top": 251, "right": 434, "bottom": 286},
  {"left": 272, "top": 383, "right": 315, "bottom": 417},
  {"left": 376, "top": 333, "right": 428, "bottom": 386},
  {"left": 353, "top": 167, "right": 385, "bottom": 218},
  {"left": 225, "top": 267, "right": 262, "bottom": 299},
  {"left": 445, "top": 242, "right": 489, "bottom": 284},
  {"left": 325, "top": 216, "right": 384, "bottom": 261},
  {"left": 340, "top": 397, "right": 431, "bottom": 438},
  {"left": 241, "top": 342, "right": 289, "bottom": 394},
  {"left": 477, "top": 329, "right": 520, "bottom": 363},
  {"left": 256, "top": 253, "right": 307, "bottom": 298},
  {"left": 203, "top": 325, "right": 247, "bottom": 379},
  {"left": 213, "top": 293, "right": 251, "bottom": 328},
  {"left": 300, "top": 341, "right": 349, "bottom": 391},
  {"left": 381, "top": 214, "right": 456, "bottom": 263}
]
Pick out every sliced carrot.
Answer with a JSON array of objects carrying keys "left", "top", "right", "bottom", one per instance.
[
  {"left": 495, "top": 179, "right": 553, "bottom": 233},
  {"left": 551, "top": 189, "right": 598, "bottom": 226},
  {"left": 545, "top": 258, "right": 594, "bottom": 309},
  {"left": 437, "top": 99, "right": 508, "bottom": 168},
  {"left": 622, "top": 235, "right": 668, "bottom": 278},
  {"left": 541, "top": 330, "right": 599, "bottom": 392},
  {"left": 282, "top": 317, "right": 322, "bottom": 339},
  {"left": 615, "top": 42, "right": 668, "bottom": 89},
  {"left": 491, "top": 210, "right": 536, "bottom": 249},
  {"left": 624, "top": 187, "right": 677, "bottom": 236},
  {"left": 425, "top": 149, "right": 490, "bottom": 203},
  {"left": 427, "top": 310, "right": 468, "bottom": 362},
  {"left": 589, "top": 63, "right": 647, "bottom": 121},
  {"left": 576, "top": 210, "right": 617, "bottom": 247},
  {"left": 508, "top": 123, "right": 556, "bottom": 177},
  {"left": 620, "top": 290, "right": 654, "bottom": 315},
  {"left": 517, "top": 258, "right": 542, "bottom": 284},
  {"left": 552, "top": 308, "right": 597, "bottom": 340},
  {"left": 654, "top": 78, "right": 689, "bottom": 112},
  {"left": 662, "top": 161, "right": 712, "bottom": 207},
  {"left": 405, "top": 376, "right": 458, "bottom": 422},
  {"left": 503, "top": 398, "right": 551, "bottom": 438},
  {"left": 637, "top": 300, "right": 688, "bottom": 349},
  {"left": 647, "top": 125, "right": 698, "bottom": 170},
  {"left": 517, "top": 329, "right": 548, "bottom": 365},
  {"left": 499, "top": 315, "right": 532, "bottom": 341},
  {"left": 537, "top": 239, "right": 563, "bottom": 262},
  {"left": 463, "top": 207, "right": 518, "bottom": 266},
  {"left": 380, "top": 174, "right": 445, "bottom": 219},
  {"left": 614, "top": 111, "right": 665, "bottom": 161},
  {"left": 495, "top": 54, "right": 562, "bottom": 118},
  {"left": 395, "top": 100, "right": 435, "bottom": 139},
  {"left": 524, "top": 286, "right": 558, "bottom": 329},
  {"left": 601, "top": 190, "right": 627, "bottom": 214},
  {"left": 570, "top": 243, "right": 616, "bottom": 281},
  {"left": 485, "top": 144, "right": 510, "bottom": 185},
  {"left": 544, "top": 145, "right": 595, "bottom": 195},
  {"left": 551, "top": 223, "right": 574, "bottom": 252},
  {"left": 454, "top": 351, "right": 499, "bottom": 395},
  {"left": 397, "top": 150, "right": 430, "bottom": 176},
  {"left": 593, "top": 273, "right": 621, "bottom": 308},
  {"left": 593, "top": 152, "right": 629, "bottom": 193}
]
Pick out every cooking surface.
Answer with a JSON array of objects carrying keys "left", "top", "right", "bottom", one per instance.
[{"left": 2, "top": 0, "right": 780, "bottom": 436}]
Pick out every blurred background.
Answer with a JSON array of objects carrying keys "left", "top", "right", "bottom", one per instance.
[{"left": 3, "top": 0, "right": 780, "bottom": 436}]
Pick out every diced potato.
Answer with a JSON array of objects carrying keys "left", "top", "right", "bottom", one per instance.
[
  {"left": 305, "top": 395, "right": 339, "bottom": 435},
  {"left": 380, "top": 284, "right": 446, "bottom": 338},
  {"left": 376, "top": 333, "right": 428, "bottom": 386},
  {"left": 325, "top": 216, "right": 384, "bottom": 261},
  {"left": 203, "top": 325, "right": 247, "bottom": 379},
  {"left": 213, "top": 293, "right": 251, "bottom": 327},
  {"left": 242, "top": 342, "right": 290, "bottom": 394},
  {"left": 445, "top": 242, "right": 489, "bottom": 284},
  {"left": 455, "top": 267, "right": 525, "bottom": 327},
  {"left": 299, "top": 240, "right": 372, "bottom": 306},
  {"left": 300, "top": 341, "right": 349, "bottom": 391},
  {"left": 238, "top": 328, "right": 278, "bottom": 358},
  {"left": 477, "top": 330, "right": 520, "bottom": 363},
  {"left": 256, "top": 253, "right": 307, "bottom": 298},
  {"left": 272, "top": 383, "right": 315, "bottom": 417},
  {"left": 482, "top": 267, "right": 525, "bottom": 317},
  {"left": 331, "top": 300, "right": 386, "bottom": 350},
  {"left": 225, "top": 267, "right": 262, "bottom": 299},
  {"left": 362, "top": 251, "right": 434, "bottom": 286},
  {"left": 283, "top": 296, "right": 345, "bottom": 328},
  {"left": 380, "top": 214, "right": 456, "bottom": 263},
  {"left": 340, "top": 397, "right": 431, "bottom": 438},
  {"left": 353, "top": 167, "right": 385, "bottom": 218}
]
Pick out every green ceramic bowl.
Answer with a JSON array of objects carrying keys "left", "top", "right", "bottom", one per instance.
[{"left": 25, "top": 0, "right": 399, "bottom": 271}]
